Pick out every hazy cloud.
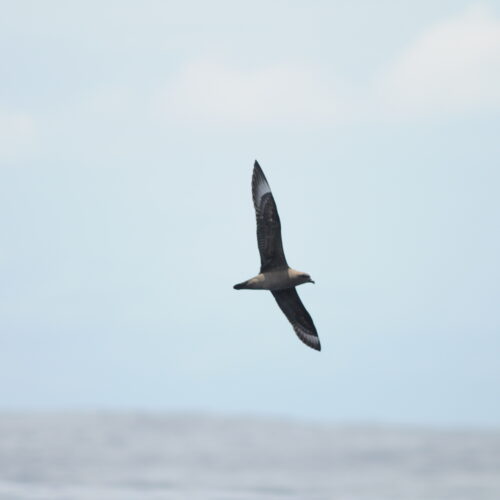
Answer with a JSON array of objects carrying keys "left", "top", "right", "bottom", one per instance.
[
  {"left": 157, "top": 5, "right": 500, "bottom": 125},
  {"left": 158, "top": 60, "right": 339, "bottom": 125},
  {"left": 374, "top": 4, "right": 500, "bottom": 118},
  {"left": 0, "top": 111, "right": 37, "bottom": 162}
]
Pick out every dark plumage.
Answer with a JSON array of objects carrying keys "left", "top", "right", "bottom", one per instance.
[
  {"left": 234, "top": 161, "right": 321, "bottom": 351},
  {"left": 252, "top": 164, "right": 288, "bottom": 272}
]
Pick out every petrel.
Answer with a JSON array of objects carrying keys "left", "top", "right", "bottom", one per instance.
[{"left": 234, "top": 161, "right": 321, "bottom": 351}]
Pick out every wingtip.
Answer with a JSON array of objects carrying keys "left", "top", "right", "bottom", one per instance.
[
  {"left": 251, "top": 160, "right": 271, "bottom": 205},
  {"left": 295, "top": 329, "right": 322, "bottom": 351},
  {"left": 307, "top": 339, "right": 321, "bottom": 352}
]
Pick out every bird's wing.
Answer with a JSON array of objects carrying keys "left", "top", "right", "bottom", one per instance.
[
  {"left": 252, "top": 161, "right": 288, "bottom": 272},
  {"left": 271, "top": 288, "right": 320, "bottom": 351}
]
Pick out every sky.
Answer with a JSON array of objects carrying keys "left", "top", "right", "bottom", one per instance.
[{"left": 0, "top": 0, "right": 499, "bottom": 427}]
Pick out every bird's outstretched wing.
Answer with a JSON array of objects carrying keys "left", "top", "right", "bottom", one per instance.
[
  {"left": 272, "top": 288, "right": 320, "bottom": 351},
  {"left": 252, "top": 161, "right": 288, "bottom": 272}
]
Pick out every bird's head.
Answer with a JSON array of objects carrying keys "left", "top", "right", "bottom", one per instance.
[{"left": 300, "top": 273, "right": 315, "bottom": 285}]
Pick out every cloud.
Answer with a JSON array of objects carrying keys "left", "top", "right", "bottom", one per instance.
[
  {"left": 153, "top": 5, "right": 500, "bottom": 126},
  {"left": 0, "top": 111, "right": 37, "bottom": 162},
  {"left": 158, "top": 60, "right": 339, "bottom": 125},
  {"left": 374, "top": 4, "right": 500, "bottom": 118}
]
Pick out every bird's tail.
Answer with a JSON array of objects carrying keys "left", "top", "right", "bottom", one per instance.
[{"left": 233, "top": 280, "right": 249, "bottom": 290}]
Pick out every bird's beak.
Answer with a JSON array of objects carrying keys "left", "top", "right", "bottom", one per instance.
[{"left": 310, "top": 279, "right": 315, "bottom": 284}]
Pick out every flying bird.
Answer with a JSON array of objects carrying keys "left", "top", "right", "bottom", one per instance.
[{"left": 234, "top": 161, "right": 321, "bottom": 351}]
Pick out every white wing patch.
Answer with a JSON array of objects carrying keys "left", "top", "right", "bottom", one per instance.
[
  {"left": 254, "top": 172, "right": 271, "bottom": 207},
  {"left": 293, "top": 324, "right": 321, "bottom": 351}
]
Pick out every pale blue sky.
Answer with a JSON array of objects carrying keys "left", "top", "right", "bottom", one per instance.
[{"left": 1, "top": 1, "right": 499, "bottom": 427}]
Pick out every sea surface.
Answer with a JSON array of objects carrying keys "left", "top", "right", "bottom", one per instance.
[{"left": 0, "top": 414, "right": 499, "bottom": 500}]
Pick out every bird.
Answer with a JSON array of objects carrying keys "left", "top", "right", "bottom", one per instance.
[{"left": 233, "top": 160, "right": 321, "bottom": 351}]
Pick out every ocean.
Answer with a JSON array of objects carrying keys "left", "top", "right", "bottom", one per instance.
[{"left": 0, "top": 414, "right": 499, "bottom": 499}]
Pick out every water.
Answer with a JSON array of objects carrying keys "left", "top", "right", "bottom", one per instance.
[{"left": 0, "top": 414, "right": 499, "bottom": 499}]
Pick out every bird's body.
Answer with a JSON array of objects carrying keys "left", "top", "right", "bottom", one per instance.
[
  {"left": 233, "top": 161, "right": 321, "bottom": 351},
  {"left": 234, "top": 268, "right": 312, "bottom": 291}
]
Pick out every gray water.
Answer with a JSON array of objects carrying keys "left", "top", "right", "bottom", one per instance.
[{"left": 0, "top": 414, "right": 499, "bottom": 500}]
